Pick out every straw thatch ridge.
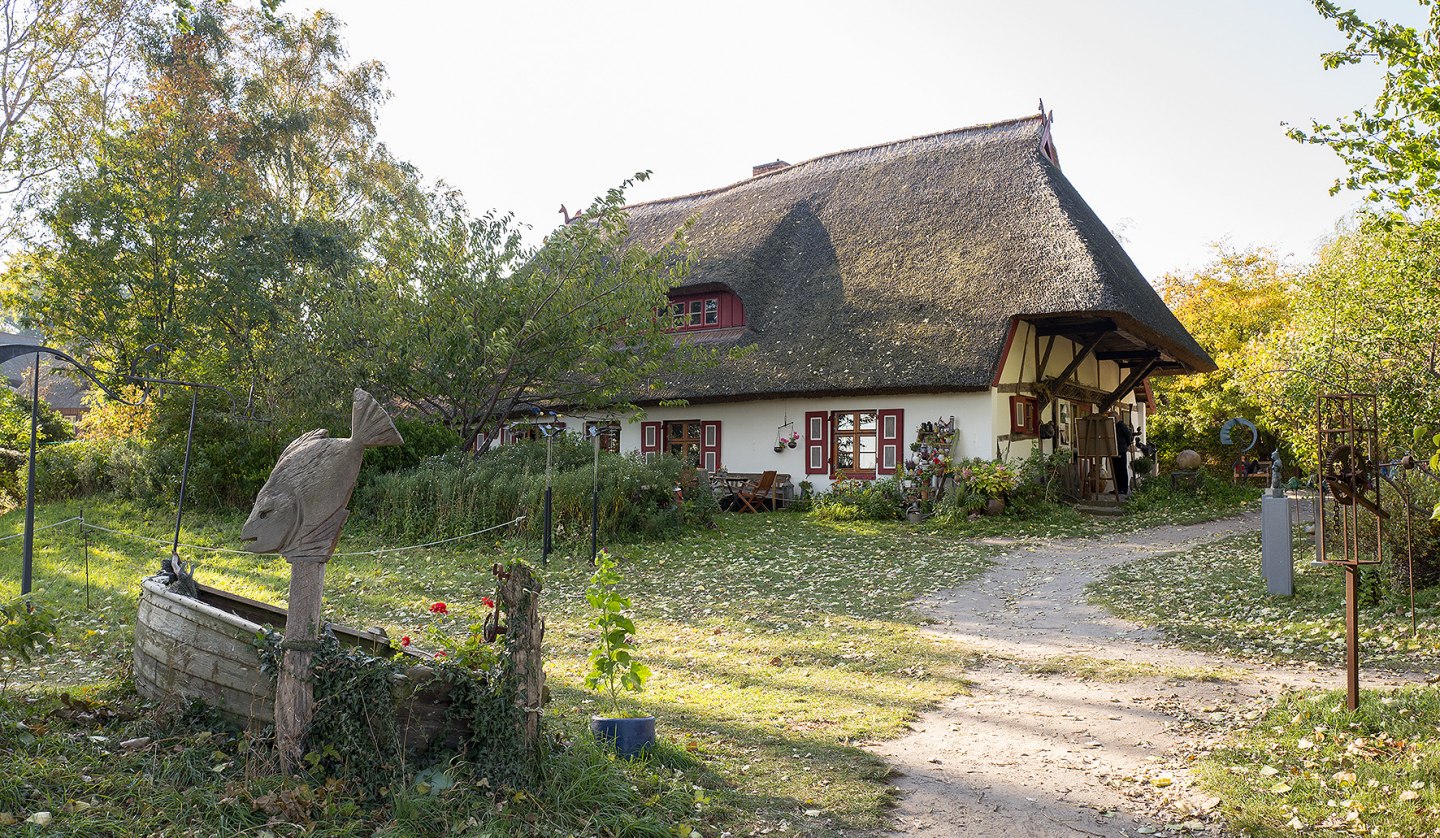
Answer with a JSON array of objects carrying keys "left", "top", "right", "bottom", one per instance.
[{"left": 624, "top": 114, "right": 1214, "bottom": 404}]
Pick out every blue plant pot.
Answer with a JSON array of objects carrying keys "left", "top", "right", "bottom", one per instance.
[{"left": 591, "top": 715, "right": 656, "bottom": 758}]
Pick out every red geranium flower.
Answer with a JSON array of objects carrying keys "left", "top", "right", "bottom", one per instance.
[
  {"left": 434, "top": 651, "right": 446, "bottom": 659},
  {"left": 481, "top": 596, "right": 495, "bottom": 609},
  {"left": 400, "top": 636, "right": 411, "bottom": 647},
  {"left": 429, "top": 602, "right": 448, "bottom": 615}
]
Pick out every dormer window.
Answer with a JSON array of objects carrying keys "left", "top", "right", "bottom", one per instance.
[{"left": 663, "top": 289, "right": 744, "bottom": 332}]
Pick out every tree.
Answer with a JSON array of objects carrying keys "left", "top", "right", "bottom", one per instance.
[
  {"left": 1293, "top": 1, "right": 1440, "bottom": 515},
  {"left": 0, "top": 0, "right": 143, "bottom": 239},
  {"left": 1, "top": 6, "right": 418, "bottom": 425},
  {"left": 1251, "top": 223, "right": 1440, "bottom": 464},
  {"left": 1289, "top": 1, "right": 1440, "bottom": 215},
  {"left": 1147, "top": 246, "right": 1294, "bottom": 464},
  {"left": 330, "top": 176, "right": 714, "bottom": 452}
]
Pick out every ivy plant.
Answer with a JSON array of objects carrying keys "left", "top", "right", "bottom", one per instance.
[{"left": 583, "top": 549, "right": 651, "bottom": 718}]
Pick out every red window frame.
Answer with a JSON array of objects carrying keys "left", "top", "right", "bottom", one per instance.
[
  {"left": 662, "top": 290, "right": 745, "bottom": 332},
  {"left": 1010, "top": 395, "right": 1039, "bottom": 437}
]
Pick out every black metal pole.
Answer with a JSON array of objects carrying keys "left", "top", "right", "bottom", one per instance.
[
  {"left": 167, "top": 389, "right": 198, "bottom": 575},
  {"left": 20, "top": 351, "right": 39, "bottom": 598},
  {"left": 542, "top": 433, "right": 553, "bottom": 567},
  {"left": 82, "top": 506, "right": 90, "bottom": 611},
  {"left": 590, "top": 431, "right": 600, "bottom": 565}
]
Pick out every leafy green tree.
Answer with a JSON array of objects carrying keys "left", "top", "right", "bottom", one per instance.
[
  {"left": 1292, "top": 1, "right": 1440, "bottom": 516},
  {"left": 1252, "top": 223, "right": 1440, "bottom": 464},
  {"left": 1289, "top": 0, "right": 1440, "bottom": 215},
  {"left": 0, "top": 0, "right": 144, "bottom": 239},
  {"left": 1148, "top": 246, "right": 1294, "bottom": 464},
  {"left": 1, "top": 6, "right": 417, "bottom": 426},
  {"left": 329, "top": 176, "right": 712, "bottom": 451}
]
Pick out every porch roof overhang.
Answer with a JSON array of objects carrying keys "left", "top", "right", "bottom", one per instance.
[{"left": 1023, "top": 312, "right": 1211, "bottom": 377}]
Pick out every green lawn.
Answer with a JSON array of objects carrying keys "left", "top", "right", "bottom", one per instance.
[
  {"left": 1197, "top": 687, "right": 1440, "bottom": 837},
  {"left": 1089, "top": 527, "right": 1440, "bottom": 837},
  {"left": 1088, "top": 530, "right": 1440, "bottom": 669},
  {"left": 0, "top": 499, "right": 994, "bottom": 836}
]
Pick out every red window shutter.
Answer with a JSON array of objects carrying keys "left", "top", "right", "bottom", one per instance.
[
  {"left": 878, "top": 408, "right": 904, "bottom": 475},
  {"left": 640, "top": 421, "right": 662, "bottom": 456},
  {"left": 700, "top": 421, "right": 722, "bottom": 472},
  {"left": 804, "top": 411, "right": 828, "bottom": 475}
]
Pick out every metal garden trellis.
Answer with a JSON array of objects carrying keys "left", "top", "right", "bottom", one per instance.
[{"left": 0, "top": 343, "right": 137, "bottom": 598}]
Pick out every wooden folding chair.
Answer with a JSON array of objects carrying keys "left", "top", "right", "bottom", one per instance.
[
  {"left": 737, "top": 470, "right": 778, "bottom": 513},
  {"left": 674, "top": 467, "right": 699, "bottom": 502}
]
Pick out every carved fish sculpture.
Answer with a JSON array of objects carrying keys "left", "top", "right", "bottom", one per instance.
[{"left": 241, "top": 388, "right": 403, "bottom": 556}]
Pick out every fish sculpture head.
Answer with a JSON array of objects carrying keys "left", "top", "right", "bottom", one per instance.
[
  {"left": 240, "top": 482, "right": 302, "bottom": 555},
  {"left": 240, "top": 389, "right": 401, "bottom": 558}
]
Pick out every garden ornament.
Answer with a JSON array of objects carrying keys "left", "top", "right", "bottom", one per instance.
[{"left": 242, "top": 388, "right": 403, "bottom": 770}]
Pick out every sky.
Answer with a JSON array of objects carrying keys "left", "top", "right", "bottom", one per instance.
[{"left": 294, "top": 0, "right": 1424, "bottom": 280}]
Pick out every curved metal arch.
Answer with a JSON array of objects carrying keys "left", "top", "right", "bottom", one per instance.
[{"left": 0, "top": 343, "right": 140, "bottom": 404}]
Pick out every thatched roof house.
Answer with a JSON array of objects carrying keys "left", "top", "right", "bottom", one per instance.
[
  {"left": 553, "top": 110, "right": 1210, "bottom": 496},
  {"left": 624, "top": 112, "right": 1213, "bottom": 405}
]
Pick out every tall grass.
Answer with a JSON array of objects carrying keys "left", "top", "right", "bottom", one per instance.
[{"left": 354, "top": 439, "right": 717, "bottom": 545}]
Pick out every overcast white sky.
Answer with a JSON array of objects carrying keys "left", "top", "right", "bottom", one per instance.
[{"left": 297, "top": 0, "right": 1422, "bottom": 280}]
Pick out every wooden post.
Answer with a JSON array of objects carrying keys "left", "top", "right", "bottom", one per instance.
[
  {"left": 500, "top": 564, "right": 545, "bottom": 754},
  {"left": 275, "top": 556, "right": 329, "bottom": 770}
]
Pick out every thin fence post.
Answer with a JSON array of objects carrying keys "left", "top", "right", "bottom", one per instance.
[
  {"left": 82, "top": 507, "right": 90, "bottom": 611},
  {"left": 590, "top": 432, "right": 600, "bottom": 565},
  {"left": 542, "top": 433, "right": 553, "bottom": 567}
]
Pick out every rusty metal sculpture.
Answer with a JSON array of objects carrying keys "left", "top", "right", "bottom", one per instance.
[{"left": 1314, "top": 393, "right": 1386, "bottom": 710}]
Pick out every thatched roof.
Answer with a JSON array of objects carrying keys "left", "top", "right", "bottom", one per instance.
[{"left": 625, "top": 113, "right": 1215, "bottom": 404}]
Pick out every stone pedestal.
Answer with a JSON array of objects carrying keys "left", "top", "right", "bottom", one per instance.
[{"left": 1261, "top": 493, "right": 1293, "bottom": 596}]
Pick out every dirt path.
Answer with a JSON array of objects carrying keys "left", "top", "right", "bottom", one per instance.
[{"left": 869, "top": 512, "right": 1374, "bottom": 838}]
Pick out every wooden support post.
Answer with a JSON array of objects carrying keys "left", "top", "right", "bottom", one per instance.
[
  {"left": 500, "top": 564, "right": 545, "bottom": 754},
  {"left": 276, "top": 556, "right": 329, "bottom": 770},
  {"left": 1097, "top": 358, "right": 1159, "bottom": 412}
]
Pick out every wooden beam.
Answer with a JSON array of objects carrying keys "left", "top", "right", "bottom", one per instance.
[
  {"left": 1036, "top": 334, "right": 1057, "bottom": 380},
  {"left": 1095, "top": 349, "right": 1161, "bottom": 363},
  {"left": 1037, "top": 332, "right": 1106, "bottom": 410},
  {"left": 1033, "top": 318, "right": 1116, "bottom": 338},
  {"left": 1098, "top": 359, "right": 1159, "bottom": 412}
]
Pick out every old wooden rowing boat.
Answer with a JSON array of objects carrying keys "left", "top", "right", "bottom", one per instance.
[{"left": 134, "top": 575, "right": 455, "bottom": 749}]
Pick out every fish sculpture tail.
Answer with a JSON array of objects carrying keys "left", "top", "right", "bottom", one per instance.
[{"left": 351, "top": 388, "right": 404, "bottom": 448}]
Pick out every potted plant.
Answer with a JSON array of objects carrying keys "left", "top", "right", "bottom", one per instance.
[{"left": 584, "top": 549, "right": 654, "bottom": 757}]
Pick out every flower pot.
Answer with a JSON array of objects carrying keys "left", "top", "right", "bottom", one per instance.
[
  {"left": 774, "top": 444, "right": 785, "bottom": 453},
  {"left": 787, "top": 440, "right": 797, "bottom": 449},
  {"left": 984, "top": 498, "right": 1006, "bottom": 516},
  {"left": 591, "top": 715, "right": 656, "bottom": 758}
]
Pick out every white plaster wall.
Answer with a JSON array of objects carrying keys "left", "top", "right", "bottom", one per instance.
[{"left": 605, "top": 393, "right": 994, "bottom": 493}]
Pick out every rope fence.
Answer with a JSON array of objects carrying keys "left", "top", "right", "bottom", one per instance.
[{"left": 2, "top": 515, "right": 527, "bottom": 559}]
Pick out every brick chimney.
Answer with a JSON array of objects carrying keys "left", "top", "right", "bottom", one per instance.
[{"left": 751, "top": 160, "right": 790, "bottom": 178}]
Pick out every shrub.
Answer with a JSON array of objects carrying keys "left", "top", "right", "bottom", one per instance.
[
  {"left": 1372, "top": 475, "right": 1440, "bottom": 592},
  {"left": 356, "top": 418, "right": 462, "bottom": 487},
  {"left": 354, "top": 439, "right": 716, "bottom": 544},
  {"left": 1131, "top": 456, "right": 1155, "bottom": 476},
  {"left": 1125, "top": 468, "right": 1257, "bottom": 517},
  {"left": 810, "top": 476, "right": 905, "bottom": 521},
  {"left": 1006, "top": 448, "right": 1074, "bottom": 513},
  {"left": 1, "top": 596, "right": 56, "bottom": 692}
]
